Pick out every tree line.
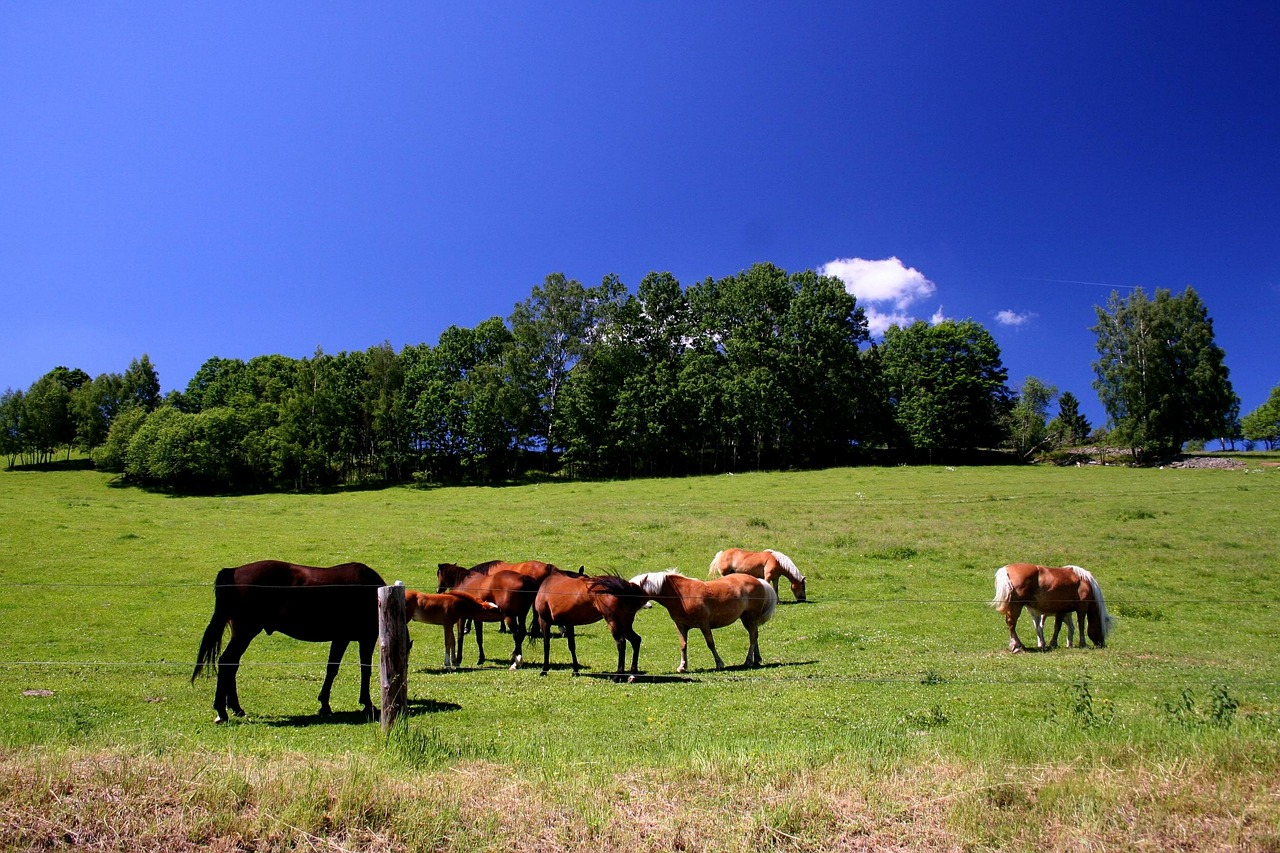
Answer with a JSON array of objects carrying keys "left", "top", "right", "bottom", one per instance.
[{"left": 2, "top": 263, "right": 1262, "bottom": 491}]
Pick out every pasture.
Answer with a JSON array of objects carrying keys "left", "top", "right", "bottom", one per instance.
[{"left": 1, "top": 462, "right": 1278, "bottom": 850}]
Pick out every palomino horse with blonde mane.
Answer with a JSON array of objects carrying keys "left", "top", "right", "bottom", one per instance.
[
  {"left": 631, "top": 570, "right": 778, "bottom": 672},
  {"left": 991, "top": 563, "right": 1113, "bottom": 652},
  {"left": 403, "top": 589, "right": 499, "bottom": 669},
  {"left": 709, "top": 548, "right": 807, "bottom": 601},
  {"left": 532, "top": 568, "right": 651, "bottom": 680}
]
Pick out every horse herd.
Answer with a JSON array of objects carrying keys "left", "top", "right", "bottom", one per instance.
[{"left": 191, "top": 550, "right": 1110, "bottom": 724}]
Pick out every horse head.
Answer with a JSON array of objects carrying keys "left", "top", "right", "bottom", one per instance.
[{"left": 436, "top": 562, "right": 466, "bottom": 593}]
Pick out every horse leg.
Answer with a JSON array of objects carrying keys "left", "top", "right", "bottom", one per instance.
[
  {"left": 566, "top": 626, "right": 582, "bottom": 676},
  {"left": 509, "top": 616, "right": 526, "bottom": 671},
  {"left": 611, "top": 623, "right": 627, "bottom": 679},
  {"left": 357, "top": 637, "right": 378, "bottom": 720},
  {"left": 1005, "top": 605, "right": 1026, "bottom": 652},
  {"left": 702, "top": 626, "right": 726, "bottom": 670},
  {"left": 627, "top": 625, "right": 642, "bottom": 675},
  {"left": 318, "top": 639, "right": 349, "bottom": 716},
  {"left": 443, "top": 622, "right": 456, "bottom": 669},
  {"left": 676, "top": 625, "right": 691, "bottom": 673},
  {"left": 742, "top": 618, "right": 761, "bottom": 668},
  {"left": 1030, "top": 610, "right": 1047, "bottom": 649},
  {"left": 1075, "top": 608, "right": 1087, "bottom": 648},
  {"left": 215, "top": 624, "right": 259, "bottom": 723},
  {"left": 539, "top": 616, "right": 553, "bottom": 676},
  {"left": 474, "top": 621, "right": 486, "bottom": 665}
]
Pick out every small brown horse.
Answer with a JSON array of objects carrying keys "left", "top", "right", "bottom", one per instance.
[
  {"left": 631, "top": 570, "right": 778, "bottom": 672},
  {"left": 192, "top": 560, "right": 385, "bottom": 723},
  {"left": 709, "top": 548, "right": 807, "bottom": 601},
  {"left": 435, "top": 563, "right": 541, "bottom": 668},
  {"left": 404, "top": 589, "right": 499, "bottom": 669},
  {"left": 991, "top": 563, "right": 1113, "bottom": 652},
  {"left": 532, "top": 568, "right": 651, "bottom": 680}
]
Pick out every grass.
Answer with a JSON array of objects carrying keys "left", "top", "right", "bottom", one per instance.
[{"left": 1, "top": 463, "right": 1279, "bottom": 849}]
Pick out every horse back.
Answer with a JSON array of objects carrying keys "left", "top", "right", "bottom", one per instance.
[
  {"left": 534, "top": 570, "right": 602, "bottom": 625},
  {"left": 224, "top": 560, "right": 385, "bottom": 642}
]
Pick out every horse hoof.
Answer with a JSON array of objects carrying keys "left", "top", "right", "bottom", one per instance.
[
  {"left": 214, "top": 715, "right": 226, "bottom": 724},
  {"left": 626, "top": 675, "right": 636, "bottom": 684}
]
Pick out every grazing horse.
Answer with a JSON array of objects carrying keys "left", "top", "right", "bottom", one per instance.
[
  {"left": 631, "top": 570, "right": 778, "bottom": 672},
  {"left": 991, "top": 563, "right": 1113, "bottom": 652},
  {"left": 709, "top": 548, "right": 807, "bottom": 601},
  {"left": 435, "top": 560, "right": 555, "bottom": 666},
  {"left": 192, "top": 560, "right": 385, "bottom": 724},
  {"left": 532, "top": 569, "right": 651, "bottom": 680},
  {"left": 404, "top": 589, "right": 499, "bottom": 669},
  {"left": 435, "top": 564, "right": 541, "bottom": 668}
]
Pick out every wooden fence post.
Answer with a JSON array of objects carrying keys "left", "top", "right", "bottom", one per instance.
[{"left": 378, "top": 581, "right": 409, "bottom": 733}]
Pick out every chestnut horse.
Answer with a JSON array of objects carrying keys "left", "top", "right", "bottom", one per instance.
[
  {"left": 404, "top": 589, "right": 499, "bottom": 669},
  {"left": 709, "top": 548, "right": 807, "bottom": 601},
  {"left": 531, "top": 568, "right": 651, "bottom": 680},
  {"left": 631, "top": 570, "right": 778, "bottom": 672},
  {"left": 192, "top": 560, "right": 385, "bottom": 723},
  {"left": 991, "top": 563, "right": 1113, "bottom": 652},
  {"left": 435, "top": 563, "right": 541, "bottom": 668},
  {"left": 437, "top": 560, "right": 558, "bottom": 666}
]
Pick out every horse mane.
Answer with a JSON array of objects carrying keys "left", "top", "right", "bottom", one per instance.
[
  {"left": 468, "top": 560, "right": 503, "bottom": 575},
  {"left": 586, "top": 572, "right": 648, "bottom": 604},
  {"left": 708, "top": 550, "right": 725, "bottom": 577},
  {"left": 630, "top": 569, "right": 680, "bottom": 597},
  {"left": 1066, "top": 565, "right": 1113, "bottom": 639},
  {"left": 765, "top": 550, "right": 804, "bottom": 582}
]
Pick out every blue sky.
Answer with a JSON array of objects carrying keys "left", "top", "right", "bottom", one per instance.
[{"left": 3, "top": 3, "right": 1277, "bottom": 430}]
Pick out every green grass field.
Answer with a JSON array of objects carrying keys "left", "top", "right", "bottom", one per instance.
[{"left": 2, "top": 461, "right": 1278, "bottom": 850}]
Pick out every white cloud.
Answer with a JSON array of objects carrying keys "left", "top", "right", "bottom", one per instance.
[
  {"left": 864, "top": 308, "right": 915, "bottom": 337},
  {"left": 821, "top": 256, "right": 939, "bottom": 335},
  {"left": 995, "top": 309, "right": 1035, "bottom": 327},
  {"left": 930, "top": 306, "right": 948, "bottom": 325},
  {"left": 821, "top": 256, "right": 936, "bottom": 309}
]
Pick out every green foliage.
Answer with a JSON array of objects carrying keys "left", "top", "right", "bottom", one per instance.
[
  {"left": 1006, "top": 376, "right": 1057, "bottom": 459},
  {"left": 879, "top": 319, "right": 1012, "bottom": 456},
  {"left": 1092, "top": 287, "right": 1238, "bottom": 458},
  {"left": 1241, "top": 383, "right": 1280, "bottom": 450}
]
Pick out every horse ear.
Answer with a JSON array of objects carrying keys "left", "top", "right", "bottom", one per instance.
[{"left": 578, "top": 566, "right": 585, "bottom": 574}]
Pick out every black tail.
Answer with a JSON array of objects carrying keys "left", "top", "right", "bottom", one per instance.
[{"left": 191, "top": 568, "right": 235, "bottom": 683}]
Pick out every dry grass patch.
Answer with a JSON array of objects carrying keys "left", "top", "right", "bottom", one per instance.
[{"left": 9, "top": 749, "right": 1277, "bottom": 852}]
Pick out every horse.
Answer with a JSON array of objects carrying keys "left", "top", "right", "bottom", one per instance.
[
  {"left": 435, "top": 563, "right": 541, "bottom": 669},
  {"left": 531, "top": 568, "right": 651, "bottom": 680},
  {"left": 631, "top": 570, "right": 778, "bottom": 672},
  {"left": 709, "top": 548, "right": 807, "bottom": 601},
  {"left": 191, "top": 560, "right": 385, "bottom": 724},
  {"left": 991, "top": 563, "right": 1113, "bottom": 652},
  {"left": 438, "top": 560, "right": 561, "bottom": 662},
  {"left": 404, "top": 589, "right": 499, "bottom": 669}
]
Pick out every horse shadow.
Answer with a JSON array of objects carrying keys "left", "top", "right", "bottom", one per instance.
[{"left": 259, "top": 709, "right": 380, "bottom": 728}]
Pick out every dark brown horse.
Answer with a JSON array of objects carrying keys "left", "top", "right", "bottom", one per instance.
[
  {"left": 435, "top": 562, "right": 541, "bottom": 668},
  {"left": 532, "top": 569, "right": 650, "bottom": 680},
  {"left": 631, "top": 570, "right": 778, "bottom": 672},
  {"left": 991, "top": 563, "right": 1113, "bottom": 652},
  {"left": 192, "top": 560, "right": 385, "bottom": 723}
]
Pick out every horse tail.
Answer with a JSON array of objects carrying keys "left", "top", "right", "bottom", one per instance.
[
  {"left": 708, "top": 550, "right": 725, "bottom": 578},
  {"left": 990, "top": 566, "right": 1014, "bottom": 613},
  {"left": 191, "top": 568, "right": 236, "bottom": 683},
  {"left": 766, "top": 549, "right": 803, "bottom": 582},
  {"left": 1068, "top": 566, "right": 1113, "bottom": 640},
  {"left": 756, "top": 578, "right": 779, "bottom": 625}
]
